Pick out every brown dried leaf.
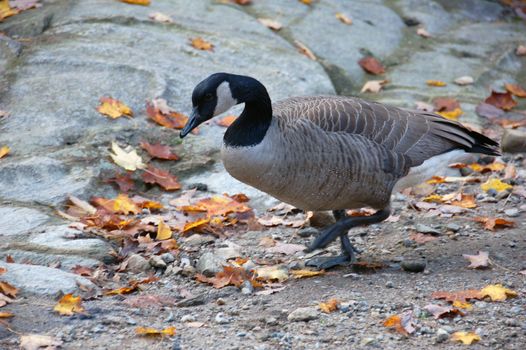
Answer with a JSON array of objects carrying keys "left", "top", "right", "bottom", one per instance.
[
  {"left": 432, "top": 289, "right": 482, "bottom": 303},
  {"left": 358, "top": 56, "right": 385, "bottom": 75},
  {"left": 463, "top": 251, "right": 490, "bottom": 269},
  {"left": 424, "top": 304, "right": 465, "bottom": 319},
  {"left": 474, "top": 217, "right": 514, "bottom": 231},
  {"left": 484, "top": 90, "right": 517, "bottom": 111},
  {"left": 335, "top": 13, "right": 352, "bottom": 25},
  {"left": 294, "top": 40, "right": 316, "bottom": 61},
  {"left": 0, "top": 281, "right": 18, "bottom": 298},
  {"left": 105, "top": 172, "right": 135, "bottom": 192},
  {"left": 383, "top": 311, "right": 415, "bottom": 336},
  {"left": 504, "top": 83, "right": 526, "bottom": 98},
  {"left": 142, "top": 165, "right": 181, "bottom": 191},
  {"left": 433, "top": 97, "right": 460, "bottom": 112},
  {"left": 146, "top": 100, "right": 189, "bottom": 129},
  {"left": 140, "top": 141, "right": 179, "bottom": 160},
  {"left": 416, "top": 27, "right": 431, "bottom": 38},
  {"left": 196, "top": 266, "right": 259, "bottom": 289},
  {"left": 516, "top": 44, "right": 526, "bottom": 56}
]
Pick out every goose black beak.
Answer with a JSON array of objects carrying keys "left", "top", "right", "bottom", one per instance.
[{"left": 180, "top": 107, "right": 200, "bottom": 138}]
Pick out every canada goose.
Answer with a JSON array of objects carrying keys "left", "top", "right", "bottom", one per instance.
[{"left": 180, "top": 73, "right": 500, "bottom": 269}]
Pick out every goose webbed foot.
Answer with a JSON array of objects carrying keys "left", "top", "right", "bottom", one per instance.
[{"left": 306, "top": 234, "right": 357, "bottom": 269}]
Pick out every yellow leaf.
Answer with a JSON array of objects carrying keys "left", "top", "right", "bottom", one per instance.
[
  {"left": 451, "top": 331, "right": 480, "bottom": 345},
  {"left": 335, "top": 13, "right": 352, "bottom": 25},
  {"left": 97, "top": 97, "right": 133, "bottom": 119},
  {"left": 290, "top": 269, "right": 326, "bottom": 278},
  {"left": 436, "top": 107, "right": 463, "bottom": 120},
  {"left": 423, "top": 194, "right": 444, "bottom": 203},
  {"left": 254, "top": 265, "right": 289, "bottom": 282},
  {"left": 0, "top": 0, "right": 19, "bottom": 22},
  {"left": 110, "top": 142, "right": 146, "bottom": 171},
  {"left": 426, "top": 80, "right": 447, "bottom": 87},
  {"left": 182, "top": 218, "right": 210, "bottom": 232},
  {"left": 0, "top": 311, "right": 14, "bottom": 318},
  {"left": 299, "top": 0, "right": 312, "bottom": 4},
  {"left": 53, "top": 294, "right": 85, "bottom": 316},
  {"left": 452, "top": 301, "right": 473, "bottom": 310},
  {"left": 191, "top": 37, "right": 214, "bottom": 51},
  {"left": 120, "top": 0, "right": 151, "bottom": 5},
  {"left": 319, "top": 298, "right": 340, "bottom": 313},
  {"left": 0, "top": 145, "right": 9, "bottom": 159},
  {"left": 426, "top": 176, "right": 446, "bottom": 184},
  {"left": 156, "top": 220, "right": 172, "bottom": 240},
  {"left": 480, "top": 178, "right": 512, "bottom": 193},
  {"left": 479, "top": 284, "right": 517, "bottom": 301},
  {"left": 135, "top": 326, "right": 176, "bottom": 336},
  {"left": 113, "top": 194, "right": 140, "bottom": 214}
]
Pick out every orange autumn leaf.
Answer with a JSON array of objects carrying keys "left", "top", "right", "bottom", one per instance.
[
  {"left": 97, "top": 97, "right": 133, "bottom": 119},
  {"left": 140, "top": 141, "right": 179, "bottom": 160},
  {"left": 319, "top": 298, "right": 340, "bottom": 313},
  {"left": 191, "top": 37, "right": 214, "bottom": 51},
  {"left": 431, "top": 289, "right": 483, "bottom": 303},
  {"left": 0, "top": 311, "right": 14, "bottom": 318},
  {"left": 217, "top": 115, "right": 237, "bottom": 127},
  {"left": 196, "top": 266, "right": 256, "bottom": 289},
  {"left": 0, "top": 281, "right": 18, "bottom": 298},
  {"left": 426, "top": 80, "right": 447, "bottom": 87},
  {"left": 182, "top": 218, "right": 210, "bottom": 233},
  {"left": 426, "top": 176, "right": 446, "bottom": 184},
  {"left": 383, "top": 312, "right": 415, "bottom": 336},
  {"left": 468, "top": 162, "right": 506, "bottom": 173},
  {"left": 119, "top": 0, "right": 150, "bottom": 5},
  {"left": 0, "top": 1, "right": 19, "bottom": 21},
  {"left": 134, "top": 197, "right": 164, "bottom": 211},
  {"left": 91, "top": 194, "right": 140, "bottom": 215},
  {"left": 484, "top": 90, "right": 517, "bottom": 111},
  {"left": 136, "top": 326, "right": 176, "bottom": 336},
  {"left": 299, "top": 0, "right": 313, "bottom": 5},
  {"left": 179, "top": 195, "right": 251, "bottom": 218},
  {"left": 290, "top": 269, "right": 326, "bottom": 278},
  {"left": 358, "top": 56, "right": 385, "bottom": 75},
  {"left": 473, "top": 217, "right": 514, "bottom": 231},
  {"left": 53, "top": 294, "right": 85, "bottom": 315},
  {"left": 450, "top": 193, "right": 477, "bottom": 209},
  {"left": 0, "top": 145, "right": 9, "bottom": 159},
  {"left": 231, "top": 0, "right": 251, "bottom": 5},
  {"left": 335, "top": 12, "right": 352, "bottom": 25},
  {"left": 105, "top": 285, "right": 138, "bottom": 295},
  {"left": 424, "top": 304, "right": 465, "bottom": 319},
  {"left": 146, "top": 100, "right": 188, "bottom": 129},
  {"left": 504, "top": 83, "right": 526, "bottom": 98},
  {"left": 142, "top": 165, "right": 181, "bottom": 191}
]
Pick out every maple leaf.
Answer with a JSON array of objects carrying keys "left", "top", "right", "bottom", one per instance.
[
  {"left": 479, "top": 284, "right": 517, "bottom": 301},
  {"left": 190, "top": 37, "right": 214, "bottom": 51},
  {"left": 20, "top": 334, "right": 63, "bottom": 350},
  {"left": 299, "top": 0, "right": 312, "bottom": 5},
  {"left": 71, "top": 265, "right": 94, "bottom": 277},
  {"left": 146, "top": 100, "right": 189, "bottom": 129},
  {"left": 105, "top": 172, "right": 135, "bottom": 192},
  {"left": 424, "top": 304, "right": 465, "bottom": 319},
  {"left": 433, "top": 97, "right": 460, "bottom": 112},
  {"left": 294, "top": 40, "right": 316, "bottom": 61},
  {"left": 462, "top": 251, "right": 490, "bottom": 269},
  {"left": 450, "top": 193, "right": 477, "bottom": 209},
  {"left": 196, "top": 266, "right": 260, "bottom": 288},
  {"left": 0, "top": 145, "right": 9, "bottom": 159},
  {"left": 0, "top": 281, "right": 18, "bottom": 298},
  {"left": 475, "top": 216, "right": 514, "bottom": 231},
  {"left": 53, "top": 294, "right": 84, "bottom": 315},
  {"left": 383, "top": 311, "right": 415, "bottom": 336},
  {"left": 480, "top": 178, "right": 512, "bottom": 193},
  {"left": 290, "top": 269, "right": 325, "bottom": 278},
  {"left": 335, "top": 12, "right": 352, "bottom": 25},
  {"left": 358, "top": 56, "right": 385, "bottom": 75},
  {"left": 92, "top": 194, "right": 140, "bottom": 215},
  {"left": 119, "top": 0, "right": 150, "bottom": 5},
  {"left": 156, "top": 220, "right": 172, "bottom": 240},
  {"left": 179, "top": 195, "right": 251, "bottom": 217},
  {"left": 451, "top": 331, "right": 480, "bottom": 345},
  {"left": 97, "top": 97, "right": 133, "bottom": 119},
  {"left": 426, "top": 176, "right": 446, "bottom": 184},
  {"left": 468, "top": 162, "right": 506, "bottom": 173},
  {"left": 504, "top": 83, "right": 526, "bottom": 98},
  {"left": 360, "top": 80, "right": 388, "bottom": 93},
  {"left": 132, "top": 196, "right": 163, "bottom": 211},
  {"left": 142, "top": 165, "right": 181, "bottom": 191},
  {"left": 216, "top": 115, "right": 237, "bottom": 127},
  {"left": 257, "top": 18, "right": 282, "bottom": 31},
  {"left": 319, "top": 298, "right": 340, "bottom": 313},
  {"left": 149, "top": 12, "right": 173, "bottom": 23},
  {"left": 432, "top": 289, "right": 482, "bottom": 303},
  {"left": 182, "top": 218, "right": 210, "bottom": 233},
  {"left": 140, "top": 141, "right": 179, "bottom": 160},
  {"left": 0, "top": 0, "right": 19, "bottom": 21},
  {"left": 426, "top": 80, "right": 447, "bottom": 87},
  {"left": 409, "top": 232, "right": 438, "bottom": 244},
  {"left": 484, "top": 90, "right": 517, "bottom": 111},
  {"left": 436, "top": 107, "right": 463, "bottom": 121},
  {"left": 231, "top": 0, "right": 251, "bottom": 5},
  {"left": 110, "top": 142, "right": 145, "bottom": 171},
  {"left": 105, "top": 277, "right": 159, "bottom": 295},
  {"left": 135, "top": 326, "right": 176, "bottom": 336}
]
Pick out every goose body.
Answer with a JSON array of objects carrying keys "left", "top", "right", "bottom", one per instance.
[{"left": 181, "top": 73, "right": 499, "bottom": 269}]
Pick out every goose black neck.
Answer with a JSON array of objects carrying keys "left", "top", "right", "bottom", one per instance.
[{"left": 224, "top": 75, "right": 272, "bottom": 147}]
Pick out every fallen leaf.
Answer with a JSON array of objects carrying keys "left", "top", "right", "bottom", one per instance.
[
  {"left": 484, "top": 90, "right": 517, "bottom": 111},
  {"left": 135, "top": 326, "right": 176, "bottom": 336},
  {"left": 479, "top": 284, "right": 517, "bottom": 301},
  {"left": 0, "top": 311, "right": 14, "bottom": 318},
  {"left": 426, "top": 176, "right": 446, "bottom": 184},
  {"left": 105, "top": 277, "right": 159, "bottom": 295},
  {"left": 451, "top": 331, "right": 480, "bottom": 345},
  {"left": 294, "top": 40, "right": 316, "bottom": 60},
  {"left": 191, "top": 37, "right": 214, "bottom": 51},
  {"left": 0, "top": 145, "right": 9, "bottom": 159},
  {"left": 71, "top": 265, "right": 94, "bottom": 277},
  {"left": 120, "top": 0, "right": 150, "bottom": 5},
  {"left": 433, "top": 97, "right": 460, "bottom": 112},
  {"left": 475, "top": 102, "right": 504, "bottom": 119},
  {"left": 426, "top": 80, "right": 447, "bottom": 87},
  {"left": 146, "top": 100, "right": 189, "bottom": 129},
  {"left": 454, "top": 76, "right": 474, "bottom": 85},
  {"left": 299, "top": 0, "right": 312, "bottom": 5},
  {"left": 516, "top": 44, "right": 526, "bottom": 56},
  {"left": 383, "top": 311, "right": 415, "bottom": 336},
  {"left": 480, "top": 178, "right": 512, "bottom": 193},
  {"left": 231, "top": 0, "right": 251, "bottom": 4},
  {"left": 416, "top": 27, "right": 430, "bottom": 38},
  {"left": 409, "top": 232, "right": 438, "bottom": 244},
  {"left": 450, "top": 193, "right": 477, "bottom": 209},
  {"left": 432, "top": 289, "right": 482, "bottom": 303},
  {"left": 156, "top": 220, "right": 172, "bottom": 240},
  {"left": 0, "top": 281, "right": 18, "bottom": 298},
  {"left": 424, "top": 304, "right": 465, "bottom": 319},
  {"left": 468, "top": 162, "right": 506, "bottom": 173},
  {"left": 20, "top": 334, "right": 63, "bottom": 350},
  {"left": 9, "top": 1, "right": 42, "bottom": 11},
  {"left": 474, "top": 217, "right": 514, "bottom": 231},
  {"left": 182, "top": 218, "right": 210, "bottom": 233},
  {"left": 149, "top": 12, "right": 173, "bottom": 23},
  {"left": 179, "top": 195, "right": 251, "bottom": 217},
  {"left": 290, "top": 269, "right": 325, "bottom": 278},
  {"left": 110, "top": 142, "right": 146, "bottom": 171},
  {"left": 97, "top": 97, "right": 133, "bottom": 119},
  {"left": 92, "top": 194, "right": 140, "bottom": 215},
  {"left": 360, "top": 80, "right": 388, "bottom": 93},
  {"left": 452, "top": 301, "right": 473, "bottom": 310},
  {"left": 257, "top": 18, "right": 282, "bottom": 31},
  {"left": 319, "top": 298, "right": 340, "bottom": 313},
  {"left": 504, "top": 83, "right": 526, "bottom": 98},
  {"left": 254, "top": 265, "right": 289, "bottom": 282},
  {"left": 463, "top": 251, "right": 490, "bottom": 269},
  {"left": 140, "top": 141, "right": 179, "bottom": 160},
  {"left": 105, "top": 172, "right": 135, "bottom": 192},
  {"left": 266, "top": 242, "right": 305, "bottom": 255},
  {"left": 196, "top": 266, "right": 260, "bottom": 288},
  {"left": 335, "top": 12, "right": 352, "bottom": 25},
  {"left": 53, "top": 294, "right": 84, "bottom": 315},
  {"left": 216, "top": 115, "right": 237, "bottom": 127},
  {"left": 415, "top": 101, "right": 434, "bottom": 112},
  {"left": 358, "top": 56, "right": 385, "bottom": 75},
  {"left": 142, "top": 165, "right": 181, "bottom": 191},
  {"left": 0, "top": 0, "right": 19, "bottom": 21},
  {"left": 437, "top": 107, "right": 463, "bottom": 120}
]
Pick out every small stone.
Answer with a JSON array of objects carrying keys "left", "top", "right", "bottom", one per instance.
[
  {"left": 161, "top": 252, "right": 175, "bottom": 264},
  {"left": 196, "top": 252, "right": 225, "bottom": 277},
  {"left": 309, "top": 211, "right": 335, "bottom": 227},
  {"left": 181, "top": 265, "right": 196, "bottom": 276},
  {"left": 241, "top": 280, "right": 254, "bottom": 295},
  {"left": 504, "top": 208, "right": 519, "bottom": 217},
  {"left": 215, "top": 312, "right": 230, "bottom": 324},
  {"left": 187, "top": 183, "right": 208, "bottom": 191},
  {"left": 287, "top": 307, "right": 319, "bottom": 322},
  {"left": 181, "top": 314, "right": 196, "bottom": 323},
  {"left": 126, "top": 254, "right": 151, "bottom": 273},
  {"left": 184, "top": 234, "right": 215, "bottom": 246},
  {"left": 216, "top": 298, "right": 226, "bottom": 306},
  {"left": 435, "top": 328, "right": 449, "bottom": 343},
  {"left": 454, "top": 76, "right": 474, "bottom": 86},
  {"left": 415, "top": 224, "right": 440, "bottom": 235},
  {"left": 164, "top": 312, "right": 174, "bottom": 322},
  {"left": 297, "top": 227, "right": 319, "bottom": 237},
  {"left": 446, "top": 223, "right": 461, "bottom": 232},
  {"left": 149, "top": 255, "right": 167, "bottom": 269},
  {"left": 265, "top": 317, "right": 278, "bottom": 325},
  {"left": 505, "top": 318, "right": 520, "bottom": 327},
  {"left": 126, "top": 317, "right": 137, "bottom": 325},
  {"left": 501, "top": 129, "right": 526, "bottom": 154},
  {"left": 287, "top": 261, "right": 305, "bottom": 270},
  {"left": 401, "top": 260, "right": 426, "bottom": 273},
  {"left": 385, "top": 281, "right": 394, "bottom": 288}
]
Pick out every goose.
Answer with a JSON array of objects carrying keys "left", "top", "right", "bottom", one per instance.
[{"left": 180, "top": 73, "right": 500, "bottom": 269}]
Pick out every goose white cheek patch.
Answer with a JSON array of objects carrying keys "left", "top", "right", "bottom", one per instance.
[{"left": 214, "top": 81, "right": 237, "bottom": 116}]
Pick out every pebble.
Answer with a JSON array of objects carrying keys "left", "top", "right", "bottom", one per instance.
[
  {"left": 287, "top": 307, "right": 319, "bottom": 322},
  {"left": 241, "top": 280, "right": 254, "bottom": 295},
  {"left": 401, "top": 260, "right": 426, "bottom": 273},
  {"left": 126, "top": 317, "right": 137, "bottom": 325},
  {"left": 501, "top": 129, "right": 526, "bottom": 153},
  {"left": 161, "top": 252, "right": 175, "bottom": 264},
  {"left": 265, "top": 317, "right": 278, "bottom": 325},
  {"left": 196, "top": 252, "right": 225, "bottom": 277},
  {"left": 164, "top": 312, "right": 175, "bottom": 322},
  {"left": 181, "top": 314, "right": 196, "bottom": 323},
  {"left": 435, "top": 328, "right": 450, "bottom": 343},
  {"left": 385, "top": 281, "right": 394, "bottom": 288},
  {"left": 184, "top": 234, "right": 215, "bottom": 246},
  {"left": 446, "top": 223, "right": 461, "bottom": 232},
  {"left": 215, "top": 312, "right": 230, "bottom": 324},
  {"left": 415, "top": 224, "right": 440, "bottom": 235},
  {"left": 126, "top": 254, "right": 151, "bottom": 273},
  {"left": 297, "top": 227, "right": 319, "bottom": 237},
  {"left": 504, "top": 208, "right": 520, "bottom": 217},
  {"left": 149, "top": 255, "right": 167, "bottom": 269},
  {"left": 187, "top": 183, "right": 208, "bottom": 191}
]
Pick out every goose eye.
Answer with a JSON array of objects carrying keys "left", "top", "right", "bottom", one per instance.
[{"left": 204, "top": 93, "right": 214, "bottom": 101}]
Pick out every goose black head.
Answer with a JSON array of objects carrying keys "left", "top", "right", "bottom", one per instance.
[{"left": 180, "top": 72, "right": 239, "bottom": 138}]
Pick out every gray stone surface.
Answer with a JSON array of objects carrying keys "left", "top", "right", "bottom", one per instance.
[
  {"left": 0, "top": 207, "right": 49, "bottom": 236},
  {"left": 0, "top": 262, "right": 95, "bottom": 295}
]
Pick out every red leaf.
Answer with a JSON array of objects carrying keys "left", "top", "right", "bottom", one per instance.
[
  {"left": 105, "top": 173, "right": 135, "bottom": 192},
  {"left": 142, "top": 165, "right": 181, "bottom": 191},
  {"left": 358, "top": 56, "right": 385, "bottom": 75},
  {"left": 140, "top": 142, "right": 179, "bottom": 160},
  {"left": 484, "top": 90, "right": 517, "bottom": 111}
]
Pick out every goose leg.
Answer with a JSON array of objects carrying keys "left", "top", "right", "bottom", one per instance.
[{"left": 305, "top": 207, "right": 391, "bottom": 270}]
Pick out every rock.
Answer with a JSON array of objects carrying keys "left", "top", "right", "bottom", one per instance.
[
  {"left": 446, "top": 223, "right": 461, "bottom": 232},
  {"left": 160, "top": 252, "right": 176, "bottom": 264},
  {"left": 309, "top": 211, "right": 336, "bottom": 228},
  {"left": 0, "top": 207, "right": 49, "bottom": 235},
  {"left": 385, "top": 281, "right": 394, "bottom": 288},
  {"left": 215, "top": 242, "right": 242, "bottom": 260},
  {"left": 241, "top": 280, "right": 254, "bottom": 295},
  {"left": 183, "top": 234, "right": 215, "bottom": 247},
  {"left": 214, "top": 312, "right": 230, "bottom": 324},
  {"left": 287, "top": 307, "right": 319, "bottom": 322},
  {"left": 504, "top": 208, "right": 520, "bottom": 218},
  {"left": 181, "top": 315, "right": 196, "bottom": 323},
  {"left": 196, "top": 252, "right": 225, "bottom": 277},
  {"left": 297, "top": 227, "right": 319, "bottom": 238},
  {"left": 0, "top": 262, "right": 95, "bottom": 296},
  {"left": 415, "top": 224, "right": 441, "bottom": 235},
  {"left": 401, "top": 260, "right": 427, "bottom": 273},
  {"left": 435, "top": 328, "right": 450, "bottom": 343},
  {"left": 149, "top": 255, "right": 167, "bottom": 269},
  {"left": 126, "top": 254, "right": 151, "bottom": 273},
  {"left": 501, "top": 129, "right": 526, "bottom": 154},
  {"left": 176, "top": 294, "right": 208, "bottom": 308}
]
